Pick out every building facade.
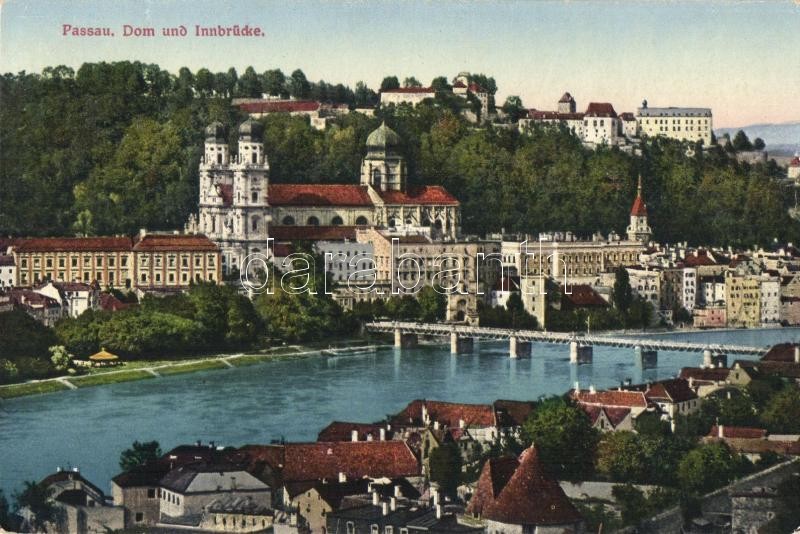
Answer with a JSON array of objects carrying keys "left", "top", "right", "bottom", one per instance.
[{"left": 636, "top": 101, "right": 713, "bottom": 146}]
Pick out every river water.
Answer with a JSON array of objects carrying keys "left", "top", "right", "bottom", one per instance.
[{"left": 1, "top": 328, "right": 798, "bottom": 497}]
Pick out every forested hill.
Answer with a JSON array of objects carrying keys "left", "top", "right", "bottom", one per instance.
[{"left": 1, "top": 61, "right": 797, "bottom": 247}]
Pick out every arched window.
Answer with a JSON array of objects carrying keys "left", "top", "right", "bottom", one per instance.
[
  {"left": 216, "top": 153, "right": 222, "bottom": 164},
  {"left": 251, "top": 216, "right": 260, "bottom": 232},
  {"left": 388, "top": 218, "right": 396, "bottom": 228},
  {"left": 331, "top": 216, "right": 343, "bottom": 226},
  {"left": 282, "top": 216, "right": 295, "bottom": 225},
  {"left": 355, "top": 216, "right": 368, "bottom": 226},
  {"left": 307, "top": 216, "right": 320, "bottom": 226},
  {"left": 251, "top": 152, "right": 257, "bottom": 164},
  {"left": 371, "top": 168, "right": 382, "bottom": 189},
  {"left": 251, "top": 191, "right": 258, "bottom": 203}
]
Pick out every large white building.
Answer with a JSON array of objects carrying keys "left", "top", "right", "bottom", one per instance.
[
  {"left": 379, "top": 87, "right": 435, "bottom": 107},
  {"left": 636, "top": 100, "right": 713, "bottom": 146}
]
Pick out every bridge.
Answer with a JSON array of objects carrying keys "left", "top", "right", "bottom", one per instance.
[{"left": 366, "top": 321, "right": 769, "bottom": 366}]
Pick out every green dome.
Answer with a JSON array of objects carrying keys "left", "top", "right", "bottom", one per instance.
[
  {"left": 238, "top": 119, "right": 263, "bottom": 142},
  {"left": 366, "top": 122, "right": 401, "bottom": 152},
  {"left": 205, "top": 121, "right": 226, "bottom": 142}
]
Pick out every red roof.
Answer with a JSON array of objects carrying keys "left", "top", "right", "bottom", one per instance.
[
  {"left": 391, "top": 399, "right": 496, "bottom": 428},
  {"left": 493, "top": 400, "right": 536, "bottom": 427},
  {"left": 13, "top": 236, "right": 132, "bottom": 253},
  {"left": 453, "top": 81, "right": 467, "bottom": 89},
  {"left": 466, "top": 456, "right": 518, "bottom": 517},
  {"left": 468, "top": 83, "right": 485, "bottom": 93},
  {"left": 99, "top": 292, "right": 131, "bottom": 312},
  {"left": 381, "top": 87, "right": 435, "bottom": 94},
  {"left": 571, "top": 389, "right": 649, "bottom": 408},
  {"left": 707, "top": 425, "right": 767, "bottom": 439},
  {"left": 269, "top": 184, "right": 374, "bottom": 207},
  {"left": 682, "top": 251, "right": 717, "bottom": 267},
  {"left": 619, "top": 112, "right": 636, "bottom": 121},
  {"left": 562, "top": 285, "right": 608, "bottom": 308},
  {"left": 239, "top": 441, "right": 420, "bottom": 484},
  {"left": 579, "top": 405, "right": 631, "bottom": 428},
  {"left": 761, "top": 343, "right": 800, "bottom": 362},
  {"left": 679, "top": 367, "right": 730, "bottom": 382},
  {"left": 317, "top": 421, "right": 391, "bottom": 442},
  {"left": 528, "top": 110, "right": 584, "bottom": 121},
  {"left": 585, "top": 102, "right": 618, "bottom": 118},
  {"left": 238, "top": 100, "right": 321, "bottom": 114},
  {"left": 133, "top": 234, "right": 219, "bottom": 252},
  {"left": 377, "top": 186, "right": 459, "bottom": 206},
  {"left": 789, "top": 157, "right": 800, "bottom": 167},
  {"left": 270, "top": 226, "right": 359, "bottom": 242},
  {"left": 475, "top": 447, "right": 583, "bottom": 526},
  {"left": 644, "top": 379, "right": 698, "bottom": 403},
  {"left": 630, "top": 194, "right": 647, "bottom": 217}
]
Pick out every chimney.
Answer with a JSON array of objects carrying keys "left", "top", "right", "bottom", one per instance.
[
  {"left": 795, "top": 345, "right": 800, "bottom": 364},
  {"left": 56, "top": 466, "right": 62, "bottom": 472},
  {"left": 718, "top": 424, "right": 724, "bottom": 438},
  {"left": 433, "top": 421, "right": 440, "bottom": 431},
  {"left": 422, "top": 404, "right": 429, "bottom": 424},
  {"left": 382, "top": 502, "right": 389, "bottom": 516},
  {"left": 367, "top": 433, "right": 374, "bottom": 442},
  {"left": 72, "top": 466, "right": 80, "bottom": 473},
  {"left": 589, "top": 385, "right": 596, "bottom": 394},
  {"left": 436, "top": 504, "right": 442, "bottom": 519},
  {"left": 390, "top": 497, "right": 397, "bottom": 511},
  {"left": 574, "top": 381, "right": 580, "bottom": 392},
  {"left": 394, "top": 485, "right": 402, "bottom": 498},
  {"left": 339, "top": 472, "right": 347, "bottom": 483},
  {"left": 688, "top": 377, "right": 694, "bottom": 389},
  {"left": 372, "top": 491, "right": 379, "bottom": 506},
  {"left": 459, "top": 418, "right": 465, "bottom": 429},
  {"left": 380, "top": 428, "right": 386, "bottom": 441},
  {"left": 351, "top": 429, "right": 359, "bottom": 442}
]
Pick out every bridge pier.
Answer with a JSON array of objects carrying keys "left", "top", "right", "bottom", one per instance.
[
  {"left": 569, "top": 341, "right": 593, "bottom": 364},
  {"left": 450, "top": 333, "right": 473, "bottom": 355},
  {"left": 394, "top": 328, "right": 418, "bottom": 349},
  {"left": 635, "top": 346, "right": 658, "bottom": 369},
  {"left": 703, "top": 349, "right": 727, "bottom": 368},
  {"left": 509, "top": 336, "right": 531, "bottom": 358}
]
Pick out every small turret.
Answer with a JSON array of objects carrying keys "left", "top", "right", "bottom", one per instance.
[{"left": 627, "top": 175, "right": 652, "bottom": 243}]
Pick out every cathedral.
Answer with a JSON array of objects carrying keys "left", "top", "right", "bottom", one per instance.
[{"left": 187, "top": 120, "right": 461, "bottom": 274}]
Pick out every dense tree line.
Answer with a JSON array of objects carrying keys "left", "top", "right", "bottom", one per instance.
[{"left": 2, "top": 62, "right": 797, "bottom": 246}]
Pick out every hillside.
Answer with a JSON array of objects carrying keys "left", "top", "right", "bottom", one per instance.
[{"left": 716, "top": 121, "right": 800, "bottom": 156}]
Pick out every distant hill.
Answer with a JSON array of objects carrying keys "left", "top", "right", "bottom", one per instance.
[{"left": 716, "top": 121, "right": 800, "bottom": 156}]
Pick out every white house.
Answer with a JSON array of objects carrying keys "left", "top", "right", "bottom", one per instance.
[
  {"left": 34, "top": 281, "right": 99, "bottom": 318},
  {"left": 0, "top": 255, "right": 15, "bottom": 289},
  {"left": 380, "top": 87, "right": 435, "bottom": 107}
]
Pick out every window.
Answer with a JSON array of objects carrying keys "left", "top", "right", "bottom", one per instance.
[
  {"left": 331, "top": 216, "right": 343, "bottom": 226},
  {"left": 282, "top": 215, "right": 295, "bottom": 225},
  {"left": 371, "top": 525, "right": 379, "bottom": 534},
  {"left": 386, "top": 527, "right": 393, "bottom": 534},
  {"left": 252, "top": 191, "right": 258, "bottom": 203},
  {"left": 135, "top": 512, "right": 144, "bottom": 522},
  {"left": 356, "top": 216, "right": 368, "bottom": 226},
  {"left": 147, "top": 488, "right": 156, "bottom": 498},
  {"left": 347, "top": 522, "right": 355, "bottom": 534},
  {"left": 307, "top": 216, "right": 320, "bottom": 226},
  {"left": 252, "top": 216, "right": 260, "bottom": 232}
]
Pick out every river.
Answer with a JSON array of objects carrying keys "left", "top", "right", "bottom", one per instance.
[{"left": 1, "top": 327, "right": 798, "bottom": 497}]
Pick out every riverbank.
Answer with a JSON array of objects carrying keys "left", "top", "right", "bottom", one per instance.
[{"left": 0, "top": 340, "right": 386, "bottom": 400}]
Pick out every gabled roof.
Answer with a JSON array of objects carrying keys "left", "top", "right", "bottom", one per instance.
[
  {"left": 41, "top": 470, "right": 105, "bottom": 500},
  {"left": 377, "top": 186, "right": 459, "bottom": 206},
  {"left": 761, "top": 343, "right": 800, "bottom": 362},
  {"left": 269, "top": 184, "right": 374, "bottom": 207},
  {"left": 390, "top": 399, "right": 497, "bottom": 428},
  {"left": 558, "top": 92, "right": 574, "bottom": 103},
  {"left": 239, "top": 441, "right": 420, "bottom": 484},
  {"left": 238, "top": 100, "right": 321, "bottom": 114},
  {"left": 493, "top": 400, "right": 536, "bottom": 427},
  {"left": 317, "top": 421, "right": 392, "bottom": 442},
  {"left": 465, "top": 456, "right": 518, "bottom": 517},
  {"left": 707, "top": 425, "right": 767, "bottom": 439},
  {"left": 562, "top": 285, "right": 608, "bottom": 308},
  {"left": 585, "top": 102, "right": 617, "bottom": 118},
  {"left": 13, "top": 236, "right": 132, "bottom": 253},
  {"left": 160, "top": 462, "right": 268, "bottom": 494},
  {"left": 679, "top": 367, "right": 730, "bottom": 382},
  {"left": 570, "top": 389, "right": 649, "bottom": 408},
  {"left": 270, "top": 225, "right": 359, "bottom": 242},
  {"left": 475, "top": 447, "right": 583, "bottom": 526},
  {"left": 643, "top": 378, "right": 698, "bottom": 403},
  {"left": 132, "top": 233, "right": 219, "bottom": 252}
]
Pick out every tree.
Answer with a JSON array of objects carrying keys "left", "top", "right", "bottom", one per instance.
[
  {"left": 289, "top": 69, "right": 310, "bottom": 99},
  {"left": 753, "top": 137, "right": 766, "bottom": 151},
  {"left": 13, "top": 481, "right": 62, "bottom": 531},
  {"left": 417, "top": 286, "right": 446, "bottom": 322},
  {"left": 611, "top": 484, "right": 649, "bottom": 526},
  {"left": 502, "top": 96, "right": 525, "bottom": 123},
  {"left": 119, "top": 440, "right": 162, "bottom": 472},
  {"left": 760, "top": 387, "right": 800, "bottom": 433},
  {"left": 238, "top": 66, "right": 263, "bottom": 98},
  {"left": 596, "top": 432, "right": 647, "bottom": 482},
  {"left": 380, "top": 76, "right": 400, "bottom": 91},
  {"left": 262, "top": 69, "right": 286, "bottom": 96},
  {"left": 430, "top": 76, "right": 451, "bottom": 92},
  {"left": 48, "top": 345, "right": 73, "bottom": 372},
  {"left": 0, "top": 489, "right": 10, "bottom": 531},
  {"left": 403, "top": 76, "right": 422, "bottom": 88},
  {"left": 429, "top": 442, "right": 462, "bottom": 496},
  {"left": 612, "top": 267, "right": 633, "bottom": 315},
  {"left": 732, "top": 130, "right": 754, "bottom": 151},
  {"left": 520, "top": 397, "right": 598, "bottom": 481},
  {"left": 677, "top": 442, "right": 746, "bottom": 493}
]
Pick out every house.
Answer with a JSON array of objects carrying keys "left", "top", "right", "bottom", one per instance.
[
  {"left": 492, "top": 400, "right": 536, "bottom": 436},
  {"left": 9, "top": 287, "right": 62, "bottom": 326},
  {"left": 158, "top": 461, "right": 271, "bottom": 520},
  {"left": 465, "top": 446, "right": 584, "bottom": 533},
  {"left": 622, "top": 378, "right": 700, "bottom": 421},
  {"left": 419, "top": 426, "right": 482, "bottom": 476},
  {"left": 679, "top": 367, "right": 733, "bottom": 397},
  {"left": 703, "top": 425, "right": 800, "bottom": 461},
  {"left": 380, "top": 87, "right": 436, "bottom": 107},
  {"left": 27, "top": 468, "right": 124, "bottom": 534},
  {"left": 582, "top": 103, "right": 621, "bottom": 146},
  {"left": 389, "top": 400, "right": 500, "bottom": 443},
  {"left": 317, "top": 421, "right": 395, "bottom": 442},
  {"left": 34, "top": 281, "right": 99, "bottom": 318},
  {"left": 196, "top": 495, "right": 273, "bottom": 533},
  {"left": 238, "top": 441, "right": 421, "bottom": 508},
  {"left": 0, "top": 254, "right": 16, "bottom": 288},
  {"left": 569, "top": 388, "right": 650, "bottom": 432}
]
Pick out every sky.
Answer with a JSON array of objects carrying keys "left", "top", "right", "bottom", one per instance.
[{"left": 1, "top": 0, "right": 798, "bottom": 128}]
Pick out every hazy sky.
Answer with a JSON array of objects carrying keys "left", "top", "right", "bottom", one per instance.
[{"left": 1, "top": 0, "right": 798, "bottom": 127}]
